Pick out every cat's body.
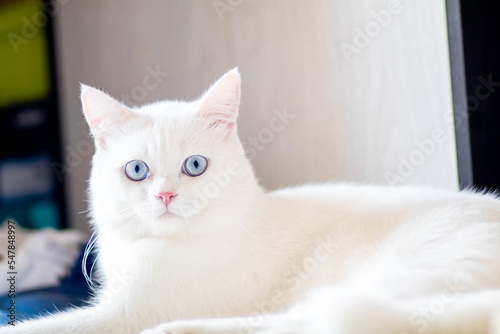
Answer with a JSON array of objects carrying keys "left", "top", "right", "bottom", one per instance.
[{"left": 2, "top": 69, "right": 500, "bottom": 334}]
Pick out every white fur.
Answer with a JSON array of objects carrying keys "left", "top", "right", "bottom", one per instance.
[{"left": 2, "top": 69, "right": 500, "bottom": 334}]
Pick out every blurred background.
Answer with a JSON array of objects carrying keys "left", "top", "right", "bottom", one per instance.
[{"left": 0, "top": 0, "right": 499, "bottom": 320}]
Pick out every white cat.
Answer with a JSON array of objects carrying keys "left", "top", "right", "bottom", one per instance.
[{"left": 2, "top": 69, "right": 500, "bottom": 334}]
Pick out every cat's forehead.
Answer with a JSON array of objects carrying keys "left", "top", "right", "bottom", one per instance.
[
  {"left": 109, "top": 100, "right": 216, "bottom": 161},
  {"left": 135, "top": 100, "right": 199, "bottom": 122},
  {"left": 133, "top": 100, "right": 199, "bottom": 141}
]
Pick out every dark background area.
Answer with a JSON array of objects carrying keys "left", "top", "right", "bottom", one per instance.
[{"left": 460, "top": 0, "right": 500, "bottom": 191}]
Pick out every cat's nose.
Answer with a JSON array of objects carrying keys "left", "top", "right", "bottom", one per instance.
[{"left": 156, "top": 192, "right": 177, "bottom": 207}]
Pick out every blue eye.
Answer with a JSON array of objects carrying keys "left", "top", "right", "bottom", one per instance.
[
  {"left": 125, "top": 160, "right": 150, "bottom": 181},
  {"left": 183, "top": 155, "right": 208, "bottom": 177}
]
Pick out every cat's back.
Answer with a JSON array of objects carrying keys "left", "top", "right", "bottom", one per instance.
[
  {"left": 268, "top": 182, "right": 500, "bottom": 213},
  {"left": 263, "top": 182, "right": 500, "bottom": 256},
  {"left": 263, "top": 183, "right": 500, "bottom": 297}
]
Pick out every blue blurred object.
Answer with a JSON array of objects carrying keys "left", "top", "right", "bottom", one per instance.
[{"left": 0, "top": 242, "right": 95, "bottom": 324}]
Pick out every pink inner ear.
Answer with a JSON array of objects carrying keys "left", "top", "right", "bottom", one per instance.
[{"left": 198, "top": 69, "right": 241, "bottom": 127}]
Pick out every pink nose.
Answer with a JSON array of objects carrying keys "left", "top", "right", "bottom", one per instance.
[{"left": 156, "top": 192, "right": 177, "bottom": 207}]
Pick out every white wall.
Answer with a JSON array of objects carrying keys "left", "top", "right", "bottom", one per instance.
[{"left": 54, "top": 0, "right": 458, "bottom": 231}]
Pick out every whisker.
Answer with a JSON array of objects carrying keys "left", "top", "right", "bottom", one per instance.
[{"left": 82, "top": 232, "right": 98, "bottom": 286}]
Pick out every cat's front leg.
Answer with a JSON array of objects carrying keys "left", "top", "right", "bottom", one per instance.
[{"left": 0, "top": 305, "right": 141, "bottom": 334}]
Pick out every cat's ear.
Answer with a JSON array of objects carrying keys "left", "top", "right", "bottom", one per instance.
[
  {"left": 198, "top": 68, "right": 241, "bottom": 133},
  {"left": 80, "top": 84, "right": 136, "bottom": 149}
]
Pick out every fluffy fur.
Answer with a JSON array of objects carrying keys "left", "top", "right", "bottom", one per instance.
[{"left": 2, "top": 69, "right": 500, "bottom": 334}]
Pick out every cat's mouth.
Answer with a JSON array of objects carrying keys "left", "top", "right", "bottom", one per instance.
[{"left": 159, "top": 209, "right": 178, "bottom": 219}]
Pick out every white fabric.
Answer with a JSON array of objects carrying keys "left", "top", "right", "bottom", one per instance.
[{"left": 0, "top": 224, "right": 87, "bottom": 294}]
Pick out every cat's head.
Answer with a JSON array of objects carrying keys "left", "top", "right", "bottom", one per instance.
[{"left": 81, "top": 69, "right": 260, "bottom": 238}]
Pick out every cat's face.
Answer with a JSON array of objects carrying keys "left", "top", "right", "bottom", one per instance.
[{"left": 82, "top": 69, "right": 259, "bottom": 238}]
